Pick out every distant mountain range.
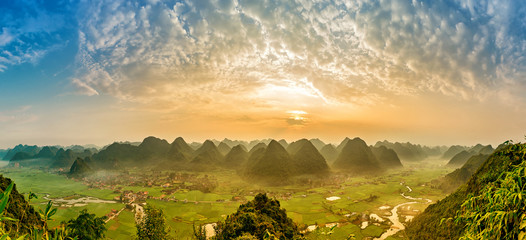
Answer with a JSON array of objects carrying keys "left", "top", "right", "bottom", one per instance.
[{"left": 1, "top": 136, "right": 496, "bottom": 186}]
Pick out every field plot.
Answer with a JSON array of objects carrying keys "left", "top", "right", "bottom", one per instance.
[{"left": 0, "top": 161, "right": 449, "bottom": 239}]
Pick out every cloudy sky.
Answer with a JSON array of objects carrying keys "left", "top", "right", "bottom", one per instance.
[{"left": 1, "top": 0, "right": 525, "bottom": 148}]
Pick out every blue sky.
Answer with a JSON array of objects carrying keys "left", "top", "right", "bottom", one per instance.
[{"left": 1, "top": 0, "right": 525, "bottom": 148}]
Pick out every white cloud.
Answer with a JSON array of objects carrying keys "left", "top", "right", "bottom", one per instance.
[
  {"left": 0, "top": 1, "right": 69, "bottom": 71},
  {"left": 72, "top": 0, "right": 526, "bottom": 109}
]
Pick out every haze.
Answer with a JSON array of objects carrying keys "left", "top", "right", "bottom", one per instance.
[{"left": 1, "top": 0, "right": 526, "bottom": 148}]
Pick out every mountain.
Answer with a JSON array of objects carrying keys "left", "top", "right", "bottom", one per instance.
[
  {"left": 189, "top": 142, "right": 202, "bottom": 150},
  {"left": 69, "top": 157, "right": 93, "bottom": 177},
  {"left": 309, "top": 138, "right": 326, "bottom": 150},
  {"left": 167, "top": 137, "right": 194, "bottom": 162},
  {"left": 286, "top": 139, "right": 310, "bottom": 155},
  {"left": 248, "top": 142, "right": 267, "bottom": 156},
  {"left": 138, "top": 136, "right": 171, "bottom": 159},
  {"left": 223, "top": 145, "right": 249, "bottom": 169},
  {"left": 289, "top": 140, "right": 329, "bottom": 175},
  {"left": 220, "top": 138, "right": 249, "bottom": 148},
  {"left": 92, "top": 142, "right": 140, "bottom": 168},
  {"left": 436, "top": 154, "right": 489, "bottom": 193},
  {"left": 422, "top": 145, "right": 447, "bottom": 157},
  {"left": 374, "top": 140, "right": 427, "bottom": 161},
  {"left": 320, "top": 144, "right": 338, "bottom": 164},
  {"left": 278, "top": 139, "right": 288, "bottom": 148},
  {"left": 333, "top": 138, "right": 382, "bottom": 174},
  {"left": 446, "top": 150, "right": 473, "bottom": 166},
  {"left": 335, "top": 137, "right": 351, "bottom": 153},
  {"left": 3, "top": 144, "right": 40, "bottom": 160},
  {"left": 190, "top": 140, "right": 223, "bottom": 168},
  {"left": 371, "top": 146, "right": 403, "bottom": 168},
  {"left": 407, "top": 143, "right": 524, "bottom": 239},
  {"left": 244, "top": 140, "right": 294, "bottom": 184},
  {"left": 35, "top": 146, "right": 59, "bottom": 158},
  {"left": 468, "top": 144, "right": 485, "bottom": 153},
  {"left": 217, "top": 142, "right": 232, "bottom": 156},
  {"left": 50, "top": 149, "right": 76, "bottom": 169},
  {"left": 0, "top": 176, "right": 44, "bottom": 234},
  {"left": 442, "top": 145, "right": 467, "bottom": 159},
  {"left": 0, "top": 149, "right": 7, "bottom": 159},
  {"left": 476, "top": 145, "right": 494, "bottom": 155},
  {"left": 10, "top": 151, "right": 34, "bottom": 161}
]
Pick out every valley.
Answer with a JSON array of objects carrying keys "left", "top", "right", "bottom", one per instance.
[{"left": 0, "top": 159, "right": 450, "bottom": 239}]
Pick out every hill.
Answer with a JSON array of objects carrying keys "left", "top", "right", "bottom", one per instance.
[
  {"left": 477, "top": 144, "right": 494, "bottom": 154},
  {"left": 10, "top": 151, "right": 34, "bottom": 161},
  {"left": 278, "top": 139, "right": 288, "bottom": 148},
  {"left": 407, "top": 143, "right": 525, "bottom": 239},
  {"left": 442, "top": 145, "right": 467, "bottom": 159},
  {"left": 244, "top": 140, "right": 294, "bottom": 184},
  {"left": 35, "top": 146, "right": 59, "bottom": 158},
  {"left": 166, "top": 137, "right": 194, "bottom": 162},
  {"left": 3, "top": 144, "right": 40, "bottom": 160},
  {"left": 371, "top": 146, "right": 403, "bottom": 168},
  {"left": 288, "top": 140, "right": 329, "bottom": 175},
  {"left": 333, "top": 138, "right": 382, "bottom": 174},
  {"left": 138, "top": 136, "right": 171, "bottom": 160},
  {"left": 50, "top": 148, "right": 77, "bottom": 169},
  {"left": 92, "top": 142, "right": 140, "bottom": 168},
  {"left": 0, "top": 149, "right": 7, "bottom": 159},
  {"left": 223, "top": 145, "right": 249, "bottom": 169},
  {"left": 436, "top": 154, "right": 489, "bottom": 193},
  {"left": 0, "top": 175, "right": 44, "bottom": 234},
  {"left": 320, "top": 144, "right": 338, "bottom": 164},
  {"left": 190, "top": 140, "right": 223, "bottom": 169},
  {"left": 309, "top": 138, "right": 326, "bottom": 150},
  {"left": 335, "top": 137, "right": 351, "bottom": 153},
  {"left": 69, "top": 157, "right": 93, "bottom": 178},
  {"left": 248, "top": 142, "right": 267, "bottom": 156},
  {"left": 217, "top": 142, "right": 232, "bottom": 156},
  {"left": 446, "top": 150, "right": 473, "bottom": 166},
  {"left": 374, "top": 140, "right": 428, "bottom": 161},
  {"left": 213, "top": 193, "right": 302, "bottom": 239}
]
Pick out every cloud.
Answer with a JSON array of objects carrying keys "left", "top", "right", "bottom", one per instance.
[
  {"left": 0, "top": 1, "right": 71, "bottom": 72},
  {"left": 0, "top": 106, "right": 38, "bottom": 124},
  {"left": 72, "top": 0, "right": 526, "bottom": 110}
]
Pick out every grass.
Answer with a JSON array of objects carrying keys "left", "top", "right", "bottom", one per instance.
[{"left": 0, "top": 160, "right": 450, "bottom": 240}]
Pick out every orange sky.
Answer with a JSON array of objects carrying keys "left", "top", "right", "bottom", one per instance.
[{"left": 1, "top": 0, "right": 526, "bottom": 148}]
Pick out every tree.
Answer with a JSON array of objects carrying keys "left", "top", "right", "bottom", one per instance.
[
  {"left": 64, "top": 209, "right": 107, "bottom": 240},
  {"left": 455, "top": 145, "right": 526, "bottom": 240},
  {"left": 214, "top": 193, "right": 303, "bottom": 240},
  {"left": 136, "top": 205, "right": 171, "bottom": 240}
]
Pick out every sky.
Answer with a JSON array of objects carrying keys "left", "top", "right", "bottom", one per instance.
[{"left": 1, "top": 0, "right": 525, "bottom": 148}]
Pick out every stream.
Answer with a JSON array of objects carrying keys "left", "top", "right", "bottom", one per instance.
[{"left": 373, "top": 183, "right": 433, "bottom": 240}]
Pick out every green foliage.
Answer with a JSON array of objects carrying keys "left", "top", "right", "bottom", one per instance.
[
  {"left": 456, "top": 145, "right": 526, "bottom": 240},
  {"left": 192, "top": 223, "right": 206, "bottom": 240},
  {"left": 136, "top": 205, "right": 171, "bottom": 240},
  {"left": 0, "top": 176, "right": 43, "bottom": 234},
  {"left": 408, "top": 142, "right": 526, "bottom": 240},
  {"left": 213, "top": 193, "right": 303, "bottom": 240},
  {"left": 64, "top": 209, "right": 106, "bottom": 240},
  {"left": 38, "top": 201, "right": 57, "bottom": 237},
  {"left": 0, "top": 182, "right": 17, "bottom": 222}
]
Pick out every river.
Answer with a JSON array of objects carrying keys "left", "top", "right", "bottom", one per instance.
[{"left": 373, "top": 184, "right": 432, "bottom": 240}]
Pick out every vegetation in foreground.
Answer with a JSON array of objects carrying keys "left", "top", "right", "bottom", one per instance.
[
  {"left": 211, "top": 193, "right": 302, "bottom": 240},
  {"left": 407, "top": 142, "right": 526, "bottom": 240}
]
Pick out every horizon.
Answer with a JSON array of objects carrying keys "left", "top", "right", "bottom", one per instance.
[
  {"left": 0, "top": 134, "right": 511, "bottom": 150},
  {"left": 1, "top": 1, "right": 525, "bottom": 149}
]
